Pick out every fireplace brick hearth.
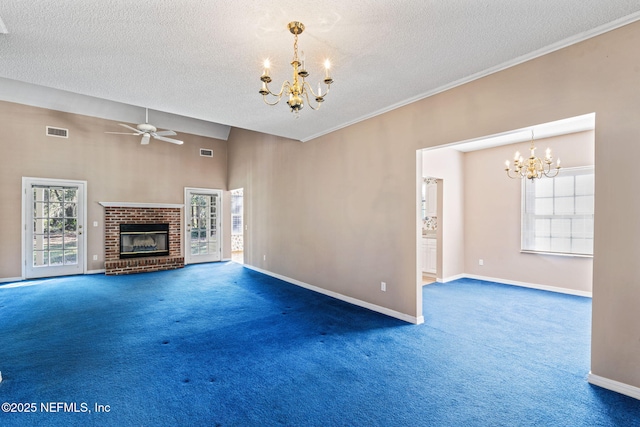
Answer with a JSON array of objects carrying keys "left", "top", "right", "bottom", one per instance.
[{"left": 101, "top": 203, "right": 184, "bottom": 275}]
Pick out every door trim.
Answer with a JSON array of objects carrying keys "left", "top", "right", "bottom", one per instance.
[
  {"left": 184, "top": 187, "right": 223, "bottom": 265},
  {"left": 22, "top": 177, "right": 88, "bottom": 279}
]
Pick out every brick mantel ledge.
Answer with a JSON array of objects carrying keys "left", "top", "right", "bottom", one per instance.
[{"left": 99, "top": 202, "right": 184, "bottom": 208}]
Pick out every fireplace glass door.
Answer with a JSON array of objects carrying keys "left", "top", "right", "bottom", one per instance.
[{"left": 186, "top": 189, "right": 222, "bottom": 264}]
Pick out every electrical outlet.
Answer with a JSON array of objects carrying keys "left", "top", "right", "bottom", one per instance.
[
  {"left": 381, "top": 282, "right": 386, "bottom": 292},
  {"left": 93, "top": 255, "right": 98, "bottom": 261},
  {"left": 479, "top": 259, "right": 484, "bottom": 266},
  {"left": 93, "top": 221, "right": 98, "bottom": 227}
]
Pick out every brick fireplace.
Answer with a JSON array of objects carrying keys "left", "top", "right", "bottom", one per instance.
[{"left": 100, "top": 202, "right": 184, "bottom": 275}]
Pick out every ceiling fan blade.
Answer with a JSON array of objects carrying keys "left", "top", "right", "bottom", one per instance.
[
  {"left": 105, "top": 131, "right": 139, "bottom": 135},
  {"left": 154, "top": 135, "right": 184, "bottom": 145},
  {"left": 118, "top": 123, "right": 142, "bottom": 133},
  {"left": 154, "top": 130, "right": 177, "bottom": 136},
  {"left": 141, "top": 134, "right": 151, "bottom": 145}
]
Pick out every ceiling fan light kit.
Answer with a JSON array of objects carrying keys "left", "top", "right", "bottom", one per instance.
[{"left": 105, "top": 108, "right": 184, "bottom": 145}]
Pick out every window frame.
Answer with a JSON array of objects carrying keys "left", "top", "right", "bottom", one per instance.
[
  {"left": 230, "top": 190, "right": 243, "bottom": 236},
  {"left": 520, "top": 165, "right": 594, "bottom": 257}
]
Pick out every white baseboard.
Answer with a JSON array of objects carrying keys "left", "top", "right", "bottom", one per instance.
[
  {"left": 588, "top": 372, "right": 640, "bottom": 401},
  {"left": 437, "top": 274, "right": 466, "bottom": 284},
  {"left": 463, "top": 274, "right": 592, "bottom": 298},
  {"left": 1, "top": 270, "right": 104, "bottom": 285},
  {"left": 243, "top": 265, "right": 423, "bottom": 324}
]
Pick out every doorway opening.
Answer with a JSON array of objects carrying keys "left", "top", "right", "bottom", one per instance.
[
  {"left": 417, "top": 112, "right": 595, "bottom": 296},
  {"left": 231, "top": 188, "right": 244, "bottom": 264}
]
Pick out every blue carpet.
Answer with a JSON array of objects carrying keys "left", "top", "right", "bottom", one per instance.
[{"left": 0, "top": 263, "right": 639, "bottom": 426}]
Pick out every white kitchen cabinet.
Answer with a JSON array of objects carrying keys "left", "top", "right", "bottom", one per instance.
[{"left": 422, "top": 237, "right": 437, "bottom": 274}]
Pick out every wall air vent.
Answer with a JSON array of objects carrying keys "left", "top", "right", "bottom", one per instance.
[
  {"left": 200, "top": 148, "right": 213, "bottom": 158},
  {"left": 46, "top": 126, "right": 69, "bottom": 138}
]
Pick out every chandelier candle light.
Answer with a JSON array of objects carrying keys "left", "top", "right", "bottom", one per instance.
[
  {"left": 505, "top": 132, "right": 561, "bottom": 180},
  {"left": 259, "top": 21, "right": 333, "bottom": 115}
]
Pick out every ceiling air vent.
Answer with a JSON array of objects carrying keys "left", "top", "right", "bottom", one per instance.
[
  {"left": 200, "top": 148, "right": 213, "bottom": 158},
  {"left": 46, "top": 126, "right": 69, "bottom": 138}
]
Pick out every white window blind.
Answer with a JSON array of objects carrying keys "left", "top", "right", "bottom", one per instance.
[{"left": 521, "top": 166, "right": 594, "bottom": 256}]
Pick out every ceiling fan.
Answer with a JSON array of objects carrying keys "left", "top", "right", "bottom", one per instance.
[{"left": 106, "top": 108, "right": 183, "bottom": 145}]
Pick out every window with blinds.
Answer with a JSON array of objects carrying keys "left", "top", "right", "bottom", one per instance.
[
  {"left": 521, "top": 166, "right": 594, "bottom": 256},
  {"left": 231, "top": 190, "right": 243, "bottom": 235}
]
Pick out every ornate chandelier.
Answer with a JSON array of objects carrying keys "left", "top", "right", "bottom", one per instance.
[
  {"left": 505, "top": 132, "right": 561, "bottom": 180},
  {"left": 259, "top": 21, "right": 333, "bottom": 115}
]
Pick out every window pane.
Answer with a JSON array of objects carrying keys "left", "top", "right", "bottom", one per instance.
[
  {"left": 534, "top": 219, "right": 550, "bottom": 237},
  {"left": 191, "top": 242, "right": 200, "bottom": 255},
  {"left": 534, "top": 237, "right": 551, "bottom": 252},
  {"left": 49, "top": 251, "right": 64, "bottom": 266},
  {"left": 64, "top": 218, "right": 77, "bottom": 232},
  {"left": 554, "top": 197, "right": 574, "bottom": 215},
  {"left": 50, "top": 203, "right": 64, "bottom": 218},
  {"left": 64, "top": 189, "right": 78, "bottom": 203},
  {"left": 33, "top": 234, "right": 49, "bottom": 251},
  {"left": 33, "top": 250, "right": 48, "bottom": 267},
  {"left": 34, "top": 202, "right": 49, "bottom": 217},
  {"left": 34, "top": 219, "right": 49, "bottom": 234},
  {"left": 551, "top": 219, "right": 571, "bottom": 238},
  {"left": 575, "top": 174, "right": 594, "bottom": 196},
  {"left": 535, "top": 198, "right": 553, "bottom": 215},
  {"left": 550, "top": 238, "right": 571, "bottom": 253},
  {"left": 64, "top": 203, "right": 77, "bottom": 218},
  {"left": 65, "top": 240, "right": 77, "bottom": 251},
  {"left": 64, "top": 251, "right": 77, "bottom": 265},
  {"left": 534, "top": 179, "right": 553, "bottom": 197},
  {"left": 575, "top": 196, "right": 594, "bottom": 214},
  {"left": 572, "top": 218, "right": 594, "bottom": 239},
  {"left": 554, "top": 176, "right": 574, "bottom": 197},
  {"left": 232, "top": 215, "right": 242, "bottom": 234},
  {"left": 50, "top": 219, "right": 64, "bottom": 233},
  {"left": 572, "top": 238, "right": 593, "bottom": 255}
]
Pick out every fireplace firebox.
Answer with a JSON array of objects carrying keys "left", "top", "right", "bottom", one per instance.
[{"left": 119, "top": 223, "right": 169, "bottom": 259}]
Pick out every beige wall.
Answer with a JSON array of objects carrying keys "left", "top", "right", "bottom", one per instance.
[
  {"left": 228, "top": 21, "right": 640, "bottom": 390},
  {"left": 0, "top": 102, "right": 230, "bottom": 279},
  {"left": 463, "top": 131, "right": 594, "bottom": 292}
]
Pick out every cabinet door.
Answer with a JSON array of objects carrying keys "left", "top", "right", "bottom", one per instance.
[{"left": 425, "top": 239, "right": 437, "bottom": 274}]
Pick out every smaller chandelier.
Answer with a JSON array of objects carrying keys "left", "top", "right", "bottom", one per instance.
[
  {"left": 505, "top": 132, "right": 561, "bottom": 180},
  {"left": 259, "top": 21, "right": 333, "bottom": 115}
]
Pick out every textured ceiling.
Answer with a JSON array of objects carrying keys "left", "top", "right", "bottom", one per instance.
[{"left": 1, "top": 1, "right": 640, "bottom": 142}]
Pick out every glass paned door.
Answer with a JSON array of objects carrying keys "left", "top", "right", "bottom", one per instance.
[
  {"left": 185, "top": 189, "right": 222, "bottom": 264},
  {"left": 24, "top": 178, "right": 85, "bottom": 279}
]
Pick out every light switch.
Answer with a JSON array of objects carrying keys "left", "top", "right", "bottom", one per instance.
[{"left": 93, "top": 221, "right": 98, "bottom": 227}]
